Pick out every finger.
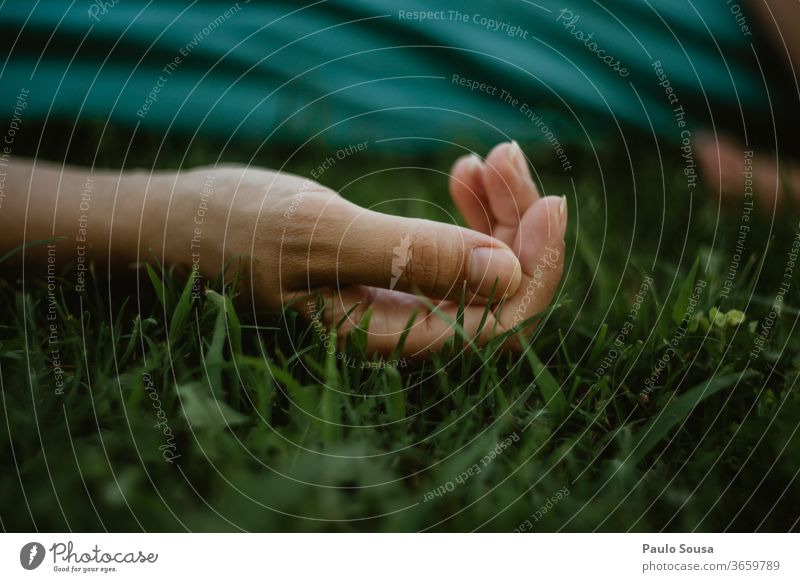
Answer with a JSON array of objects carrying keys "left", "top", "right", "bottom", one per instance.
[
  {"left": 497, "top": 196, "right": 566, "bottom": 334},
  {"left": 291, "top": 286, "right": 505, "bottom": 357},
  {"left": 481, "top": 141, "right": 541, "bottom": 231},
  {"left": 449, "top": 154, "right": 494, "bottom": 234},
  {"left": 302, "top": 198, "right": 523, "bottom": 301}
]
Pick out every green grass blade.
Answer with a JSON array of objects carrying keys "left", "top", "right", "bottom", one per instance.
[
  {"left": 145, "top": 263, "right": 166, "bottom": 310},
  {"left": 204, "top": 290, "right": 228, "bottom": 398},
  {"left": 672, "top": 256, "right": 700, "bottom": 326},
  {"left": 0, "top": 236, "right": 66, "bottom": 265},
  {"left": 168, "top": 270, "right": 197, "bottom": 342},
  {"left": 627, "top": 369, "right": 759, "bottom": 465},
  {"left": 522, "top": 346, "right": 568, "bottom": 417}
]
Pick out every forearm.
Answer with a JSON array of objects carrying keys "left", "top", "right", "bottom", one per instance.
[
  {"left": 2, "top": 158, "right": 146, "bottom": 266},
  {"left": 0, "top": 158, "right": 238, "bottom": 281}
]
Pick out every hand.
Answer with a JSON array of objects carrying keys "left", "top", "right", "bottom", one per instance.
[{"left": 178, "top": 142, "right": 566, "bottom": 357}]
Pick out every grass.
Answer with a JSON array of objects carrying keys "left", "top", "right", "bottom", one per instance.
[{"left": 1, "top": 123, "right": 799, "bottom": 532}]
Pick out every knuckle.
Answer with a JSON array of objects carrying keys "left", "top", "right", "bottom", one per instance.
[
  {"left": 406, "top": 228, "right": 465, "bottom": 293},
  {"left": 407, "top": 231, "right": 441, "bottom": 290}
]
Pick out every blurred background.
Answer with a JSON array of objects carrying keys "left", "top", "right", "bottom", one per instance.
[{"left": 1, "top": 0, "right": 796, "bottom": 155}]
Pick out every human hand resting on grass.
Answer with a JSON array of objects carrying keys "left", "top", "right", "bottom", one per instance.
[{"left": 2, "top": 142, "right": 566, "bottom": 357}]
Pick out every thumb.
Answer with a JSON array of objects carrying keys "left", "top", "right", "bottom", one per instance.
[{"left": 310, "top": 200, "right": 522, "bottom": 300}]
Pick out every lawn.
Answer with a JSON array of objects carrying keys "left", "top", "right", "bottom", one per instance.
[{"left": 1, "top": 122, "right": 798, "bottom": 532}]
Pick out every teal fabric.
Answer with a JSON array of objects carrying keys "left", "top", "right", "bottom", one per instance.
[{"left": 0, "top": 0, "right": 788, "bottom": 150}]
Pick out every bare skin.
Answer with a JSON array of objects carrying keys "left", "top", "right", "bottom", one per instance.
[
  {"left": 696, "top": 132, "right": 800, "bottom": 208},
  {"left": 695, "top": 0, "right": 800, "bottom": 207},
  {"left": 0, "top": 141, "right": 566, "bottom": 357}
]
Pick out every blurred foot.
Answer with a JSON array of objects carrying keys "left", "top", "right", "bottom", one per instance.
[{"left": 695, "top": 132, "right": 800, "bottom": 208}]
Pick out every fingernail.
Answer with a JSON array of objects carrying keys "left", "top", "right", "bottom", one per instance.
[
  {"left": 467, "top": 153, "right": 482, "bottom": 174},
  {"left": 558, "top": 196, "right": 568, "bottom": 238},
  {"left": 469, "top": 247, "right": 522, "bottom": 298},
  {"left": 508, "top": 140, "right": 528, "bottom": 176}
]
